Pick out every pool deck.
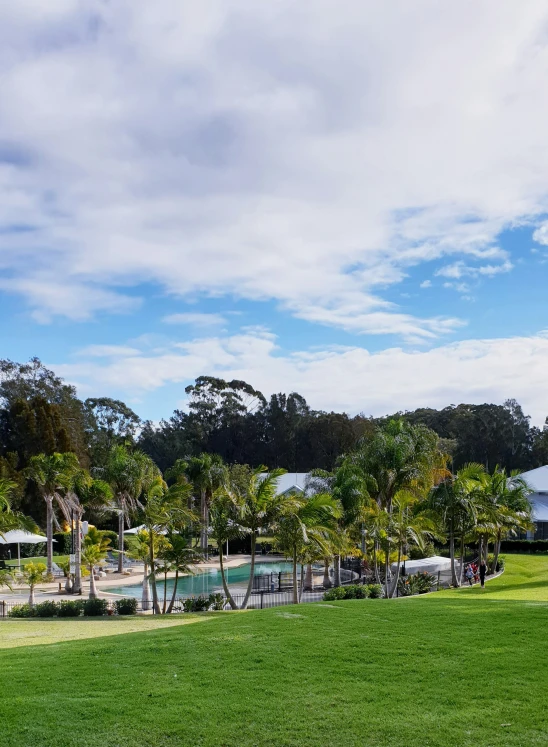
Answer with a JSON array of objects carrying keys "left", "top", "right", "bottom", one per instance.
[{"left": 0, "top": 554, "right": 287, "bottom": 603}]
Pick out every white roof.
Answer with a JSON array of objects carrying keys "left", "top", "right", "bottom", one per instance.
[
  {"left": 392, "top": 556, "right": 452, "bottom": 574},
  {"left": 0, "top": 530, "right": 49, "bottom": 545}
]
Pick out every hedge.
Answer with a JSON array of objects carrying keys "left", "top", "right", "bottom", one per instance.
[{"left": 500, "top": 540, "right": 548, "bottom": 553}]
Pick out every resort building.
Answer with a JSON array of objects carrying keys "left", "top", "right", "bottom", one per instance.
[{"left": 519, "top": 466, "right": 548, "bottom": 540}]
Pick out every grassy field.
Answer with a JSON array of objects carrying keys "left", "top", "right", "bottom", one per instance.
[{"left": 0, "top": 554, "right": 547, "bottom": 747}]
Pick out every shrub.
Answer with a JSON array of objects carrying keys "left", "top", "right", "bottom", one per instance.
[
  {"left": 114, "top": 598, "right": 138, "bottom": 615},
  {"left": 208, "top": 593, "right": 225, "bottom": 611},
  {"left": 408, "top": 542, "right": 436, "bottom": 560},
  {"left": 82, "top": 598, "right": 108, "bottom": 616},
  {"left": 342, "top": 584, "right": 369, "bottom": 599},
  {"left": 52, "top": 532, "right": 72, "bottom": 555},
  {"left": 182, "top": 595, "right": 212, "bottom": 612},
  {"left": 322, "top": 586, "right": 347, "bottom": 601},
  {"left": 33, "top": 600, "right": 58, "bottom": 617},
  {"left": 8, "top": 604, "right": 33, "bottom": 618},
  {"left": 366, "top": 584, "right": 383, "bottom": 599},
  {"left": 57, "top": 600, "right": 83, "bottom": 617},
  {"left": 487, "top": 554, "right": 505, "bottom": 572}
]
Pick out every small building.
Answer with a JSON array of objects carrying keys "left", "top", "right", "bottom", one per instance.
[{"left": 518, "top": 466, "right": 548, "bottom": 540}]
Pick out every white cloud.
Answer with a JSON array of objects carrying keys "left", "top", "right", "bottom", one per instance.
[
  {"left": 533, "top": 221, "right": 548, "bottom": 246},
  {"left": 2, "top": 2, "right": 548, "bottom": 337},
  {"left": 56, "top": 328, "right": 548, "bottom": 426},
  {"left": 162, "top": 312, "right": 227, "bottom": 327},
  {"left": 76, "top": 345, "right": 142, "bottom": 358},
  {"left": 436, "top": 259, "right": 513, "bottom": 281},
  {"left": 419, "top": 280, "right": 432, "bottom": 289}
]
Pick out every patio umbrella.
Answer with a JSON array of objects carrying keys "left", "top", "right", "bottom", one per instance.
[{"left": 0, "top": 530, "right": 54, "bottom": 570}]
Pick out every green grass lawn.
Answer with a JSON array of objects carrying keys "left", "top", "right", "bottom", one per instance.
[{"left": 1, "top": 554, "right": 547, "bottom": 747}]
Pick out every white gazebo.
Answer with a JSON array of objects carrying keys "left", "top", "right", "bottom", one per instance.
[
  {"left": 391, "top": 555, "right": 452, "bottom": 575},
  {"left": 0, "top": 530, "right": 52, "bottom": 570}
]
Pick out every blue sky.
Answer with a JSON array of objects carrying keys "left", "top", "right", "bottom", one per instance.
[{"left": 2, "top": 2, "right": 548, "bottom": 424}]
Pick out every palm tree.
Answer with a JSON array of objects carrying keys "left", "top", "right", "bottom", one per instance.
[
  {"left": 81, "top": 542, "right": 108, "bottom": 600},
  {"left": 230, "top": 467, "right": 287, "bottom": 609},
  {"left": 0, "top": 478, "right": 37, "bottom": 537},
  {"left": 101, "top": 446, "right": 160, "bottom": 572},
  {"left": 20, "top": 562, "right": 52, "bottom": 609},
  {"left": 25, "top": 453, "right": 80, "bottom": 575},
  {"left": 70, "top": 471, "right": 113, "bottom": 594},
  {"left": 140, "top": 480, "right": 195, "bottom": 614},
  {"left": 127, "top": 529, "right": 157, "bottom": 611},
  {"left": 209, "top": 486, "right": 243, "bottom": 610},
  {"left": 274, "top": 492, "right": 342, "bottom": 604},
  {"left": 427, "top": 464, "right": 485, "bottom": 587},
  {"left": 184, "top": 454, "right": 226, "bottom": 556},
  {"left": 479, "top": 468, "right": 532, "bottom": 574},
  {"left": 163, "top": 531, "right": 200, "bottom": 613},
  {"left": 387, "top": 491, "right": 441, "bottom": 598}
]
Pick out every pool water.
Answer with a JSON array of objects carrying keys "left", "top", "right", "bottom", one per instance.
[{"left": 108, "top": 561, "right": 295, "bottom": 598}]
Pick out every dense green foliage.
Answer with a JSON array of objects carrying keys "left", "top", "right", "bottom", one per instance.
[{"left": 0, "top": 556, "right": 546, "bottom": 746}]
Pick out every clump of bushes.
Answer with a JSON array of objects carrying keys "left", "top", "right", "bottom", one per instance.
[
  {"left": 322, "top": 583, "right": 382, "bottom": 601},
  {"left": 33, "top": 600, "right": 59, "bottom": 618},
  {"left": 8, "top": 604, "right": 33, "bottom": 618},
  {"left": 82, "top": 598, "right": 109, "bottom": 616},
  {"left": 500, "top": 539, "right": 548, "bottom": 554},
  {"left": 398, "top": 571, "right": 436, "bottom": 596},
  {"left": 7, "top": 597, "right": 138, "bottom": 618},
  {"left": 114, "top": 598, "right": 138, "bottom": 615},
  {"left": 181, "top": 593, "right": 227, "bottom": 612},
  {"left": 57, "top": 600, "right": 83, "bottom": 617}
]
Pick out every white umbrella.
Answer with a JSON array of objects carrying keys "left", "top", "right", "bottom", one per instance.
[
  {"left": 124, "top": 524, "right": 168, "bottom": 535},
  {"left": 0, "top": 530, "right": 54, "bottom": 570}
]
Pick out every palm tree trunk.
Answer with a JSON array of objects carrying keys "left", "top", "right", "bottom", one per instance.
[
  {"left": 384, "top": 549, "right": 390, "bottom": 599},
  {"left": 373, "top": 542, "right": 381, "bottom": 584},
  {"left": 200, "top": 490, "right": 208, "bottom": 554},
  {"left": 45, "top": 495, "right": 53, "bottom": 576},
  {"left": 73, "top": 509, "right": 82, "bottom": 594},
  {"left": 459, "top": 534, "right": 466, "bottom": 586},
  {"left": 141, "top": 562, "right": 151, "bottom": 611},
  {"left": 292, "top": 548, "right": 299, "bottom": 604},
  {"left": 167, "top": 569, "right": 179, "bottom": 614},
  {"left": 148, "top": 533, "right": 160, "bottom": 614},
  {"left": 240, "top": 531, "right": 257, "bottom": 609},
  {"left": 492, "top": 531, "right": 501, "bottom": 574},
  {"left": 299, "top": 563, "right": 305, "bottom": 602},
  {"left": 389, "top": 545, "right": 402, "bottom": 598},
  {"left": 449, "top": 532, "right": 459, "bottom": 587},
  {"left": 304, "top": 563, "right": 313, "bottom": 591},
  {"left": 162, "top": 569, "right": 168, "bottom": 614},
  {"left": 89, "top": 565, "right": 97, "bottom": 599},
  {"left": 333, "top": 554, "right": 341, "bottom": 587},
  {"left": 219, "top": 548, "right": 238, "bottom": 610},
  {"left": 117, "top": 508, "right": 125, "bottom": 573},
  {"left": 323, "top": 558, "right": 332, "bottom": 588}
]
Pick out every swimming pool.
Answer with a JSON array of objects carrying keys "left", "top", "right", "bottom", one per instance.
[{"left": 108, "top": 561, "right": 295, "bottom": 598}]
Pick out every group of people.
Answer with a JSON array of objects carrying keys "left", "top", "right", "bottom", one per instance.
[{"left": 465, "top": 560, "right": 487, "bottom": 588}]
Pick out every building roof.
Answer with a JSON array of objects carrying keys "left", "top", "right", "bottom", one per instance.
[
  {"left": 519, "top": 465, "right": 548, "bottom": 493},
  {"left": 260, "top": 472, "right": 309, "bottom": 495}
]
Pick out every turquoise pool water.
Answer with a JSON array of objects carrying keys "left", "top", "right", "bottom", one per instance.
[{"left": 108, "top": 561, "right": 294, "bottom": 598}]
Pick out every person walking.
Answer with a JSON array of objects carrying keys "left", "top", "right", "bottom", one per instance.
[
  {"left": 479, "top": 559, "right": 487, "bottom": 589},
  {"left": 465, "top": 565, "right": 474, "bottom": 586}
]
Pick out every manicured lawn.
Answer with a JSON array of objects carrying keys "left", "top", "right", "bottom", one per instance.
[{"left": 1, "top": 555, "right": 547, "bottom": 747}]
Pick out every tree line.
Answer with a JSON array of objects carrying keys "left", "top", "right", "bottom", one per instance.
[{"left": 1, "top": 417, "right": 533, "bottom": 612}]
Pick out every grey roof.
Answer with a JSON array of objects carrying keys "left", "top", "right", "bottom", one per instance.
[
  {"left": 520, "top": 465, "right": 548, "bottom": 493},
  {"left": 518, "top": 466, "right": 548, "bottom": 522},
  {"left": 260, "top": 472, "right": 309, "bottom": 495}
]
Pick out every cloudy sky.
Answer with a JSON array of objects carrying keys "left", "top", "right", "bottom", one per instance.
[{"left": 2, "top": 1, "right": 548, "bottom": 423}]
